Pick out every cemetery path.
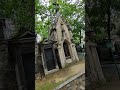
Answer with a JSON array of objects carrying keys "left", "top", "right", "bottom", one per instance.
[
  {"left": 35, "top": 60, "right": 85, "bottom": 90},
  {"left": 54, "top": 60, "right": 85, "bottom": 83}
]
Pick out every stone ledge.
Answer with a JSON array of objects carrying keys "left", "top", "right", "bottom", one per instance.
[{"left": 54, "top": 69, "right": 85, "bottom": 90}]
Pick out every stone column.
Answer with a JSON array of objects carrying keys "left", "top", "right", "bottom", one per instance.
[
  {"left": 58, "top": 44, "right": 66, "bottom": 68},
  {"left": 71, "top": 44, "right": 79, "bottom": 61}
]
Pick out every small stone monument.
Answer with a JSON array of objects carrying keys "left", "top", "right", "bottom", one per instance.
[{"left": 85, "top": 29, "right": 106, "bottom": 86}]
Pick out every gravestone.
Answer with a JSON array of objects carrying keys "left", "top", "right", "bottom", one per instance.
[
  {"left": 97, "top": 46, "right": 113, "bottom": 64},
  {"left": 85, "top": 29, "right": 106, "bottom": 88}
]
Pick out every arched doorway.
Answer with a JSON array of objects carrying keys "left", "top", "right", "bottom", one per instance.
[{"left": 63, "top": 40, "right": 71, "bottom": 58}]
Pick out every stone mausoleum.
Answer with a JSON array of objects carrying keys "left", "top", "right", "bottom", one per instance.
[
  {"left": 38, "top": 12, "right": 79, "bottom": 75},
  {"left": 0, "top": 19, "right": 35, "bottom": 90}
]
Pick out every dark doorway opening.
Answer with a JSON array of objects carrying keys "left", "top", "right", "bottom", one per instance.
[
  {"left": 22, "top": 53, "right": 35, "bottom": 90},
  {"left": 63, "top": 41, "right": 71, "bottom": 58},
  {"left": 8, "top": 44, "right": 18, "bottom": 90},
  {"left": 55, "top": 49, "right": 62, "bottom": 69},
  {"left": 44, "top": 48, "right": 56, "bottom": 71}
]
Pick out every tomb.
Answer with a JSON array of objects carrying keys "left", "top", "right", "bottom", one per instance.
[
  {"left": 40, "top": 41, "right": 59, "bottom": 75},
  {"left": 0, "top": 18, "right": 35, "bottom": 90},
  {"left": 40, "top": 12, "right": 79, "bottom": 75},
  {"left": 8, "top": 31, "right": 35, "bottom": 90}
]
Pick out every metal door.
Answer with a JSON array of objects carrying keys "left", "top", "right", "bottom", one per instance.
[{"left": 44, "top": 48, "right": 56, "bottom": 71}]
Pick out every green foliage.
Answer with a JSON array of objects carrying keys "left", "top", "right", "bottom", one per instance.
[
  {"left": 0, "top": 0, "right": 34, "bottom": 32},
  {"left": 35, "top": 0, "right": 85, "bottom": 43},
  {"left": 86, "top": 0, "right": 120, "bottom": 43},
  {"left": 35, "top": 81, "right": 62, "bottom": 90}
]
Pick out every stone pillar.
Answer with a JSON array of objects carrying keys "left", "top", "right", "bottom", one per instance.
[
  {"left": 71, "top": 44, "right": 79, "bottom": 61},
  {"left": 58, "top": 45, "right": 66, "bottom": 68}
]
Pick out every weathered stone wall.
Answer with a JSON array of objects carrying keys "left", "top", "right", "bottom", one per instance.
[
  {"left": 35, "top": 43, "right": 39, "bottom": 73},
  {"left": 77, "top": 52, "right": 85, "bottom": 60},
  {"left": 35, "top": 43, "right": 45, "bottom": 79},
  {"left": 0, "top": 41, "right": 17, "bottom": 90},
  {"left": 4, "top": 19, "right": 17, "bottom": 39},
  {"left": 0, "top": 41, "right": 9, "bottom": 89},
  {"left": 0, "top": 19, "right": 18, "bottom": 89},
  {"left": 50, "top": 16, "right": 79, "bottom": 68},
  {"left": 54, "top": 72, "right": 85, "bottom": 90},
  {"left": 0, "top": 41, "right": 8, "bottom": 80}
]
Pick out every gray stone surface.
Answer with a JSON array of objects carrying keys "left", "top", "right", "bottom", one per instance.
[
  {"left": 78, "top": 52, "right": 85, "bottom": 60},
  {"left": 54, "top": 71, "right": 85, "bottom": 90},
  {"left": 0, "top": 41, "right": 8, "bottom": 80}
]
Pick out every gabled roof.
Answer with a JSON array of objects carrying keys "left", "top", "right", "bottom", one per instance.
[
  {"left": 49, "top": 12, "right": 71, "bottom": 34},
  {"left": 52, "top": 12, "right": 71, "bottom": 28},
  {"left": 18, "top": 30, "right": 35, "bottom": 39},
  {"left": 8, "top": 30, "right": 35, "bottom": 43}
]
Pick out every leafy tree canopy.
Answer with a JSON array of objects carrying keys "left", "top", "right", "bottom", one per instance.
[
  {"left": 0, "top": 0, "right": 34, "bottom": 33},
  {"left": 86, "top": 0, "right": 120, "bottom": 43},
  {"left": 35, "top": 0, "right": 85, "bottom": 44}
]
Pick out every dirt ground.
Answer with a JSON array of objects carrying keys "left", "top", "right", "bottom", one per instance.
[{"left": 35, "top": 60, "right": 85, "bottom": 90}]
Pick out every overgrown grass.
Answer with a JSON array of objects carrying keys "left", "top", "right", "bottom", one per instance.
[
  {"left": 35, "top": 73, "right": 78, "bottom": 90},
  {"left": 35, "top": 61, "right": 84, "bottom": 90},
  {"left": 35, "top": 81, "right": 62, "bottom": 90}
]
